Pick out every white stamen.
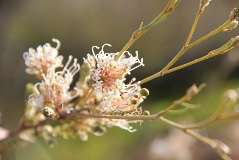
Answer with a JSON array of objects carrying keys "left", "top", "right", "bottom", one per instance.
[{"left": 52, "top": 38, "right": 61, "bottom": 50}]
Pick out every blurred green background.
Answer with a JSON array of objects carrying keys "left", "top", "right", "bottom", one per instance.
[{"left": 1, "top": 0, "right": 239, "bottom": 159}]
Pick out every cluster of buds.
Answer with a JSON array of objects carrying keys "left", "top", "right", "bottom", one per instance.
[
  {"left": 223, "top": 3, "right": 239, "bottom": 32},
  {"left": 22, "top": 39, "right": 148, "bottom": 141}
]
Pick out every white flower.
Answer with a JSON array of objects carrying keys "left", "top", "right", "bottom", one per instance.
[
  {"left": 23, "top": 39, "right": 63, "bottom": 78},
  {"left": 81, "top": 44, "right": 146, "bottom": 132},
  {"left": 84, "top": 44, "right": 144, "bottom": 97},
  {"left": 99, "top": 85, "right": 143, "bottom": 113},
  {"left": 37, "top": 56, "right": 80, "bottom": 109}
]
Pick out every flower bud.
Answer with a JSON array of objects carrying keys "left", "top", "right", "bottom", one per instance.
[
  {"left": 229, "top": 4, "right": 239, "bottom": 20},
  {"left": 140, "top": 88, "right": 149, "bottom": 97},
  {"left": 186, "top": 84, "right": 198, "bottom": 98},
  {"left": 130, "top": 98, "right": 137, "bottom": 105},
  {"left": 199, "top": 0, "right": 211, "bottom": 10},
  {"left": 26, "top": 83, "right": 35, "bottom": 94},
  {"left": 200, "top": 0, "right": 211, "bottom": 7},
  {"left": 94, "top": 91, "right": 102, "bottom": 102},
  {"left": 143, "top": 110, "right": 150, "bottom": 115},
  {"left": 223, "top": 20, "right": 238, "bottom": 31},
  {"left": 213, "top": 140, "right": 231, "bottom": 154},
  {"left": 224, "top": 89, "right": 237, "bottom": 102},
  {"left": 230, "top": 36, "right": 239, "bottom": 47}
]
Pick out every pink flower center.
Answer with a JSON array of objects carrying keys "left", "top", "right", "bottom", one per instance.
[{"left": 100, "top": 65, "right": 126, "bottom": 91}]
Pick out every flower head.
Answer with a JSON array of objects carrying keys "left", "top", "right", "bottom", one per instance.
[
  {"left": 84, "top": 44, "right": 144, "bottom": 97},
  {"left": 23, "top": 39, "right": 63, "bottom": 79},
  {"left": 82, "top": 44, "right": 147, "bottom": 132},
  {"left": 39, "top": 56, "right": 80, "bottom": 109}
]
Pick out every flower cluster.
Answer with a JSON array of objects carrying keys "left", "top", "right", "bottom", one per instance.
[
  {"left": 22, "top": 39, "right": 148, "bottom": 142},
  {"left": 24, "top": 41, "right": 80, "bottom": 112},
  {"left": 82, "top": 44, "right": 147, "bottom": 132},
  {"left": 23, "top": 39, "right": 63, "bottom": 79},
  {"left": 84, "top": 44, "right": 144, "bottom": 94},
  {"left": 40, "top": 56, "right": 80, "bottom": 109},
  {"left": 84, "top": 44, "right": 145, "bottom": 113}
]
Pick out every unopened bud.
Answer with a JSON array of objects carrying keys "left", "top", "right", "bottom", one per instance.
[
  {"left": 229, "top": 3, "right": 239, "bottom": 20},
  {"left": 199, "top": 0, "right": 211, "bottom": 10},
  {"left": 223, "top": 20, "right": 238, "bottom": 31},
  {"left": 42, "top": 107, "right": 55, "bottom": 118},
  {"left": 140, "top": 88, "right": 149, "bottom": 97},
  {"left": 130, "top": 98, "right": 137, "bottom": 105},
  {"left": 143, "top": 110, "right": 150, "bottom": 115},
  {"left": 94, "top": 92, "right": 102, "bottom": 102},
  {"left": 224, "top": 89, "right": 237, "bottom": 102},
  {"left": 213, "top": 140, "right": 231, "bottom": 154},
  {"left": 230, "top": 36, "right": 239, "bottom": 47},
  {"left": 200, "top": 0, "right": 211, "bottom": 6},
  {"left": 186, "top": 84, "right": 198, "bottom": 98},
  {"left": 26, "top": 83, "right": 35, "bottom": 94}
]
